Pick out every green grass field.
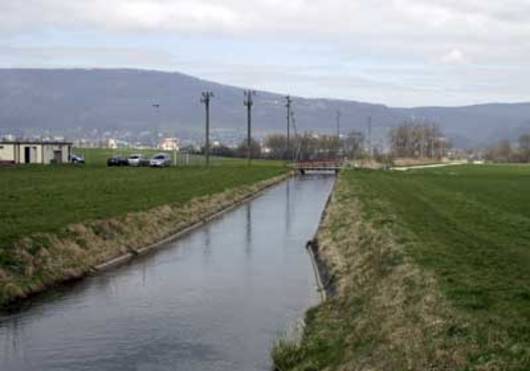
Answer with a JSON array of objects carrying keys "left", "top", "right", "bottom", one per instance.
[
  {"left": 359, "top": 165, "right": 530, "bottom": 314},
  {"left": 73, "top": 148, "right": 282, "bottom": 167},
  {"left": 0, "top": 150, "right": 286, "bottom": 250},
  {"left": 274, "top": 164, "right": 530, "bottom": 370}
]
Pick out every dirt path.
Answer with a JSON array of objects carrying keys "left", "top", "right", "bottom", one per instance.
[{"left": 391, "top": 161, "right": 467, "bottom": 171}]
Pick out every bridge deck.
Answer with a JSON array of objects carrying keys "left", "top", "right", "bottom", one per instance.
[{"left": 291, "top": 160, "right": 345, "bottom": 174}]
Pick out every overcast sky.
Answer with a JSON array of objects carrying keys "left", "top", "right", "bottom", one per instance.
[{"left": 1, "top": 0, "right": 530, "bottom": 107}]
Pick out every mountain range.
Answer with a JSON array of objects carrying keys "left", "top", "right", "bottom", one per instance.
[{"left": 1, "top": 68, "right": 529, "bottom": 148}]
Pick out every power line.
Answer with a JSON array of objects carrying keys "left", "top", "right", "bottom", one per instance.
[{"left": 200, "top": 92, "right": 214, "bottom": 166}]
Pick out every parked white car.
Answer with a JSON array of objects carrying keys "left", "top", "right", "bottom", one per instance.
[{"left": 150, "top": 153, "right": 171, "bottom": 167}]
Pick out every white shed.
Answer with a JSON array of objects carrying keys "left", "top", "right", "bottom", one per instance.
[{"left": 0, "top": 141, "right": 73, "bottom": 165}]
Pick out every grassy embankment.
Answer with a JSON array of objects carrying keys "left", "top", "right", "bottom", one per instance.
[
  {"left": 0, "top": 150, "right": 287, "bottom": 306},
  {"left": 274, "top": 165, "right": 530, "bottom": 370}
]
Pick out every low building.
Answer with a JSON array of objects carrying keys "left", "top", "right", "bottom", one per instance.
[
  {"left": 0, "top": 141, "right": 73, "bottom": 165},
  {"left": 105, "top": 138, "right": 118, "bottom": 149},
  {"left": 159, "top": 137, "right": 180, "bottom": 151}
]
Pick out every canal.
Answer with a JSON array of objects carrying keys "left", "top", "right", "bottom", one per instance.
[{"left": 0, "top": 175, "right": 335, "bottom": 371}]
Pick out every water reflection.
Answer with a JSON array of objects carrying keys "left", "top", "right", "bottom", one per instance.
[
  {"left": 202, "top": 224, "right": 212, "bottom": 261},
  {"left": 285, "top": 178, "right": 292, "bottom": 236},
  {"left": 245, "top": 203, "right": 252, "bottom": 257},
  {"left": 0, "top": 175, "right": 335, "bottom": 371}
]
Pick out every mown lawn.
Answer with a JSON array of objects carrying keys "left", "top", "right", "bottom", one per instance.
[
  {"left": 347, "top": 165, "right": 530, "bottom": 367},
  {"left": 359, "top": 165, "right": 530, "bottom": 323},
  {"left": 0, "top": 159, "right": 286, "bottom": 250},
  {"left": 274, "top": 164, "right": 530, "bottom": 370}
]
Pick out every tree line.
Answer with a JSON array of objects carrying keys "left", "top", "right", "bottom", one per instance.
[
  {"left": 194, "top": 132, "right": 367, "bottom": 161},
  {"left": 389, "top": 119, "right": 450, "bottom": 159},
  {"left": 485, "top": 134, "right": 530, "bottom": 163},
  {"left": 192, "top": 118, "right": 530, "bottom": 164}
]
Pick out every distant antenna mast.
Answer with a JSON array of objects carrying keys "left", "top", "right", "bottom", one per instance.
[
  {"left": 200, "top": 92, "right": 214, "bottom": 166},
  {"left": 244, "top": 90, "right": 256, "bottom": 165}
]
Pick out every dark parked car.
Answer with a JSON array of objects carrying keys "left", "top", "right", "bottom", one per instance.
[
  {"left": 70, "top": 154, "right": 85, "bottom": 164},
  {"left": 107, "top": 156, "right": 129, "bottom": 167}
]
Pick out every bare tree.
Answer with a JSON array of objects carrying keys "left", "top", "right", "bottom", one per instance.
[
  {"left": 264, "top": 134, "right": 287, "bottom": 159},
  {"left": 264, "top": 133, "right": 342, "bottom": 161},
  {"left": 390, "top": 119, "right": 448, "bottom": 159},
  {"left": 519, "top": 134, "right": 530, "bottom": 162},
  {"left": 485, "top": 140, "right": 513, "bottom": 162},
  {"left": 237, "top": 139, "right": 261, "bottom": 159},
  {"left": 344, "top": 131, "right": 365, "bottom": 159}
]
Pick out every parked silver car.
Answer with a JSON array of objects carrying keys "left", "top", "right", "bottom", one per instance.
[
  {"left": 128, "top": 154, "right": 149, "bottom": 167},
  {"left": 150, "top": 153, "right": 171, "bottom": 167}
]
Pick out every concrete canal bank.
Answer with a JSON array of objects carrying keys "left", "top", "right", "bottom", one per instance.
[
  {"left": 0, "top": 173, "right": 289, "bottom": 307},
  {"left": 0, "top": 175, "right": 335, "bottom": 371}
]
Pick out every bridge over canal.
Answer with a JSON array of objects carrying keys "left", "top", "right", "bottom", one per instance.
[{"left": 291, "top": 160, "right": 346, "bottom": 174}]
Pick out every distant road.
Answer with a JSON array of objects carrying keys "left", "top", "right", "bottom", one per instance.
[{"left": 391, "top": 161, "right": 468, "bottom": 171}]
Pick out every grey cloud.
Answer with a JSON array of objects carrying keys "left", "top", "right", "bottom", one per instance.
[
  {"left": 0, "top": 45, "right": 177, "bottom": 68},
  {"left": 1, "top": 1, "right": 530, "bottom": 106}
]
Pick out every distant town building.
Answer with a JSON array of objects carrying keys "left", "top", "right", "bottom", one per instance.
[
  {"left": 2, "top": 134, "right": 16, "bottom": 141},
  {"left": 105, "top": 138, "right": 118, "bottom": 149},
  {"left": 73, "top": 139, "right": 99, "bottom": 148},
  {"left": 159, "top": 137, "right": 180, "bottom": 151},
  {"left": 0, "top": 141, "right": 72, "bottom": 165}
]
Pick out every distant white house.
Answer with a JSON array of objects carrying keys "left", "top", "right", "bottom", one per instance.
[
  {"left": 0, "top": 141, "right": 72, "bottom": 165},
  {"left": 105, "top": 138, "right": 118, "bottom": 149},
  {"left": 159, "top": 137, "right": 180, "bottom": 151}
]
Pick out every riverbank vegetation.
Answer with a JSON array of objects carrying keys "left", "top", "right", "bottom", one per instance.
[
  {"left": 274, "top": 165, "right": 529, "bottom": 370},
  {"left": 0, "top": 161, "right": 287, "bottom": 306}
]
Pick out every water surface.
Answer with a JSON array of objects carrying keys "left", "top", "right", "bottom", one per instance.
[{"left": 0, "top": 175, "right": 335, "bottom": 371}]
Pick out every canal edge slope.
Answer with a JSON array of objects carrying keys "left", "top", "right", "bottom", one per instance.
[{"left": 0, "top": 172, "right": 291, "bottom": 308}]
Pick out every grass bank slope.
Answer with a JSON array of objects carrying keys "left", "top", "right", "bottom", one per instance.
[
  {"left": 273, "top": 165, "right": 529, "bottom": 370},
  {"left": 0, "top": 164, "right": 286, "bottom": 306},
  {"left": 0, "top": 164, "right": 285, "bottom": 248}
]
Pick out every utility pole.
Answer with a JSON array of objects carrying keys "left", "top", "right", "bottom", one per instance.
[
  {"left": 244, "top": 90, "right": 256, "bottom": 166},
  {"left": 200, "top": 92, "right": 214, "bottom": 166},
  {"left": 285, "top": 95, "right": 292, "bottom": 161},
  {"left": 367, "top": 115, "right": 372, "bottom": 158}
]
